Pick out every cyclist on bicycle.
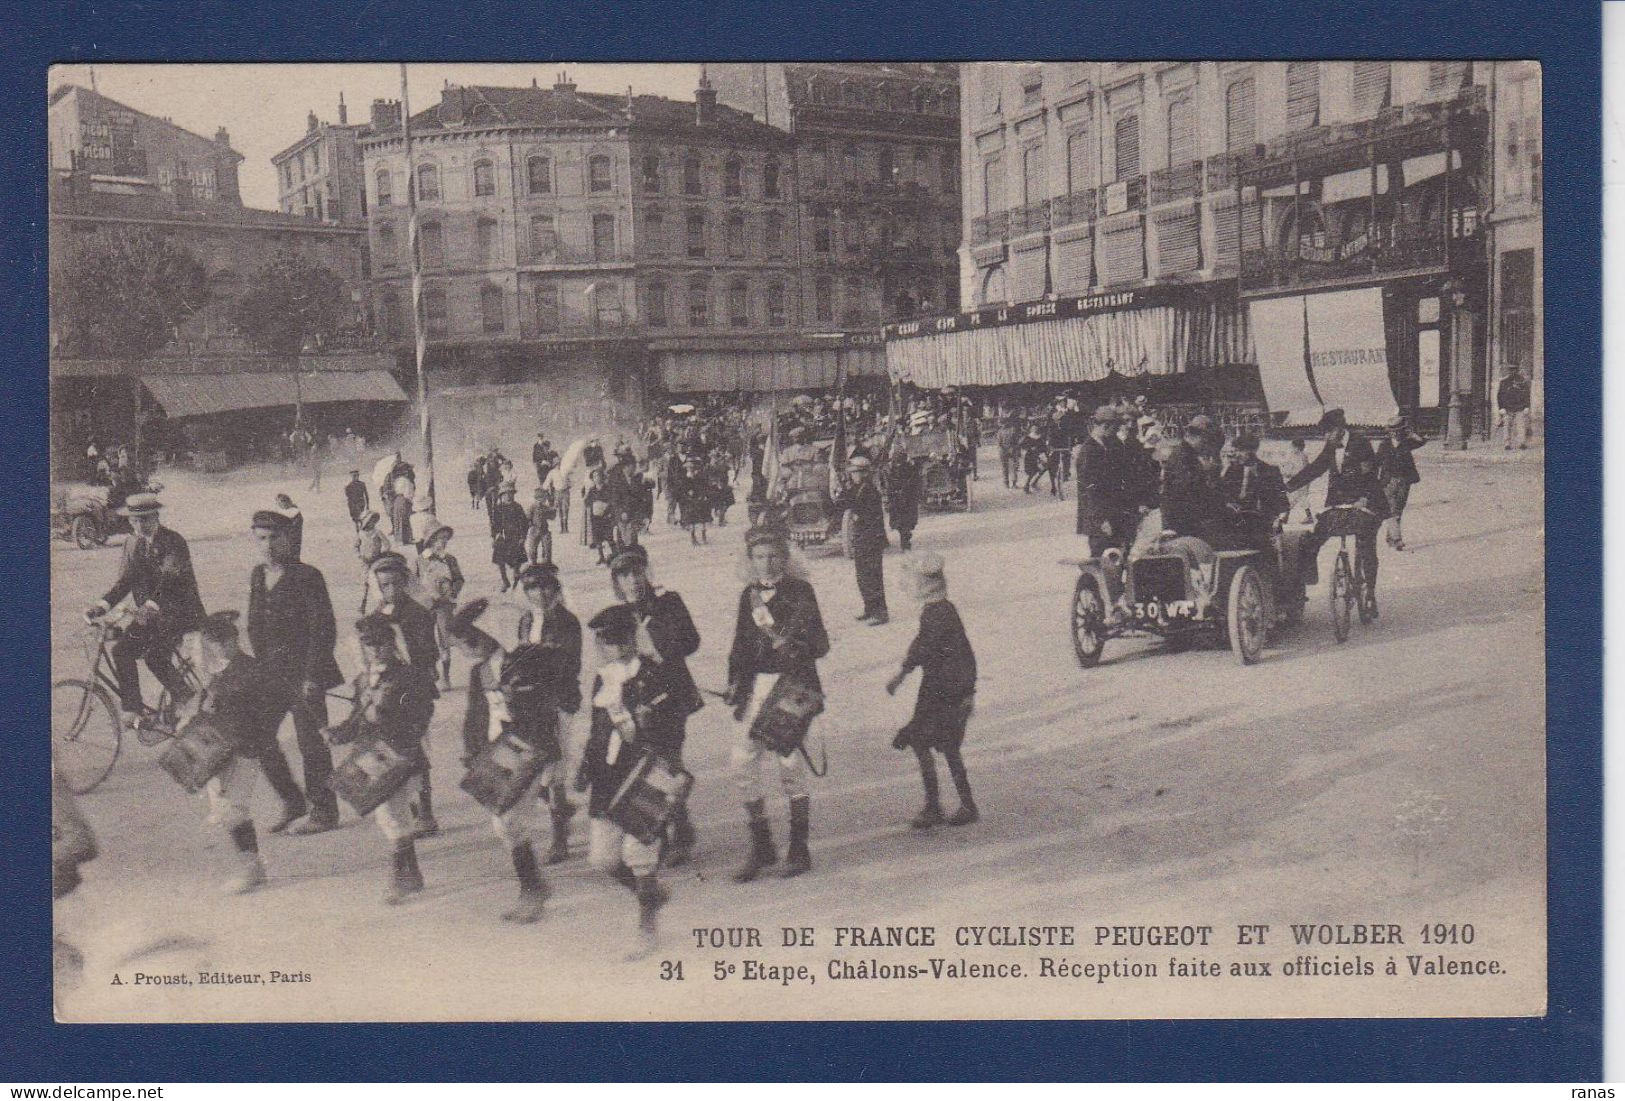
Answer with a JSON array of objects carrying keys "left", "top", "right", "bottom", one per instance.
[
  {"left": 82, "top": 493, "right": 205, "bottom": 728},
  {"left": 1284, "top": 408, "right": 1390, "bottom": 615}
]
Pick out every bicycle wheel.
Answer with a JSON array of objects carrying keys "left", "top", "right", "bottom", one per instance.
[
  {"left": 1355, "top": 557, "right": 1376, "bottom": 625},
  {"left": 1330, "top": 551, "right": 1353, "bottom": 644},
  {"left": 52, "top": 679, "right": 121, "bottom": 794}
]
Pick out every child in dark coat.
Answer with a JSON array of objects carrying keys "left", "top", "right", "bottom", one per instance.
[{"left": 885, "top": 552, "right": 978, "bottom": 828}]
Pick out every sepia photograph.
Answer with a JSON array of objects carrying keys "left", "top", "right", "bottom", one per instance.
[{"left": 47, "top": 58, "right": 1546, "bottom": 1023}]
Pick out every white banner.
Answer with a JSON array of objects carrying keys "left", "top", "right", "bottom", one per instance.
[
  {"left": 1304, "top": 286, "right": 1399, "bottom": 426},
  {"left": 1247, "top": 294, "right": 1321, "bottom": 426}
]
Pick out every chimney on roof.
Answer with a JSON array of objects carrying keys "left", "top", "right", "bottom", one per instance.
[
  {"left": 214, "top": 126, "right": 231, "bottom": 147},
  {"left": 555, "top": 70, "right": 576, "bottom": 93},
  {"left": 338, "top": 92, "right": 348, "bottom": 125},
  {"left": 438, "top": 85, "right": 468, "bottom": 127},
  {"left": 695, "top": 65, "right": 717, "bottom": 126},
  {"left": 307, "top": 110, "right": 318, "bottom": 133},
  {"left": 371, "top": 98, "right": 401, "bottom": 131}
]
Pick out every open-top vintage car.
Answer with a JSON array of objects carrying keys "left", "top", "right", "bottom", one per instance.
[
  {"left": 50, "top": 478, "right": 163, "bottom": 550},
  {"left": 896, "top": 429, "right": 971, "bottom": 513},
  {"left": 1063, "top": 526, "right": 1308, "bottom": 667},
  {"left": 772, "top": 439, "right": 850, "bottom": 556}
]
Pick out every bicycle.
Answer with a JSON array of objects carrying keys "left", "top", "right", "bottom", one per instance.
[
  {"left": 53, "top": 610, "right": 202, "bottom": 795},
  {"left": 1318, "top": 505, "right": 1379, "bottom": 644}
]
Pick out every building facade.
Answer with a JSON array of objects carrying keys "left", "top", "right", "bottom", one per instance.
[
  {"left": 49, "top": 87, "right": 399, "bottom": 466},
  {"left": 1485, "top": 61, "right": 1542, "bottom": 423},
  {"left": 710, "top": 62, "right": 962, "bottom": 326},
  {"left": 271, "top": 97, "right": 370, "bottom": 224},
  {"left": 887, "top": 61, "right": 1534, "bottom": 437}
]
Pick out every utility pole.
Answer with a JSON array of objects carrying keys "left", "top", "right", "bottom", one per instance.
[{"left": 401, "top": 62, "right": 437, "bottom": 513}]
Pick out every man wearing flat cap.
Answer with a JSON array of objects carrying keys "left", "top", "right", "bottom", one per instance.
[
  {"left": 83, "top": 493, "right": 206, "bottom": 728},
  {"left": 246, "top": 508, "right": 344, "bottom": 835},
  {"left": 1075, "top": 406, "right": 1128, "bottom": 556},
  {"left": 367, "top": 551, "right": 443, "bottom": 834},
  {"left": 514, "top": 560, "right": 583, "bottom": 864},
  {"left": 831, "top": 453, "right": 889, "bottom": 625}
]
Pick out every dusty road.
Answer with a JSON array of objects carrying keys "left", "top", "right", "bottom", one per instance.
[{"left": 51, "top": 444, "right": 1545, "bottom": 1022}]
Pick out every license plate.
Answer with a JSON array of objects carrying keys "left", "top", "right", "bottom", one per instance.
[{"left": 1133, "top": 599, "right": 1197, "bottom": 621}]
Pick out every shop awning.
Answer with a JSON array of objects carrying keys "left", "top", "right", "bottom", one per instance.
[
  {"left": 657, "top": 346, "right": 885, "bottom": 393},
  {"left": 1247, "top": 286, "right": 1398, "bottom": 427},
  {"left": 143, "top": 370, "right": 408, "bottom": 417}
]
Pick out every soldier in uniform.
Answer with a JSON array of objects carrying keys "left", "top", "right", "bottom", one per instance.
[
  {"left": 575, "top": 604, "right": 685, "bottom": 959},
  {"left": 515, "top": 561, "right": 584, "bottom": 864},
  {"left": 725, "top": 526, "right": 830, "bottom": 882},
  {"left": 246, "top": 509, "right": 344, "bottom": 835},
  {"left": 608, "top": 545, "right": 703, "bottom": 866},
  {"left": 192, "top": 611, "right": 285, "bottom": 894},
  {"left": 832, "top": 454, "right": 889, "bottom": 625},
  {"left": 368, "top": 552, "right": 443, "bottom": 835},
  {"left": 326, "top": 613, "right": 437, "bottom": 905},
  {"left": 449, "top": 599, "right": 560, "bottom": 924}
]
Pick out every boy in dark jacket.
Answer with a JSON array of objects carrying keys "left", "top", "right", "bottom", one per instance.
[
  {"left": 515, "top": 562, "right": 583, "bottom": 864},
  {"left": 886, "top": 553, "right": 978, "bottom": 828}
]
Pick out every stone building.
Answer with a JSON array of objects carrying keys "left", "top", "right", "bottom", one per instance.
[
  {"left": 271, "top": 96, "right": 370, "bottom": 224},
  {"left": 887, "top": 61, "right": 1531, "bottom": 438},
  {"left": 49, "top": 84, "right": 242, "bottom": 206}
]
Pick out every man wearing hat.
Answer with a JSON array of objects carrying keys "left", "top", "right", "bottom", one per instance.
[
  {"left": 84, "top": 493, "right": 206, "bottom": 726},
  {"left": 515, "top": 561, "right": 583, "bottom": 864},
  {"left": 884, "top": 446, "right": 921, "bottom": 553},
  {"left": 576, "top": 601, "right": 688, "bottom": 957},
  {"left": 328, "top": 613, "right": 436, "bottom": 905},
  {"left": 1497, "top": 364, "right": 1532, "bottom": 450},
  {"left": 831, "top": 453, "right": 889, "bottom": 625},
  {"left": 1159, "top": 418, "right": 1223, "bottom": 542},
  {"left": 1075, "top": 406, "right": 1128, "bottom": 556},
  {"left": 416, "top": 522, "right": 464, "bottom": 690},
  {"left": 609, "top": 545, "right": 703, "bottom": 866},
  {"left": 343, "top": 469, "right": 370, "bottom": 531},
  {"left": 353, "top": 511, "right": 391, "bottom": 613},
  {"left": 447, "top": 599, "right": 558, "bottom": 923},
  {"left": 725, "top": 526, "right": 830, "bottom": 881},
  {"left": 1285, "top": 408, "right": 1388, "bottom": 607},
  {"left": 489, "top": 482, "right": 530, "bottom": 591},
  {"left": 1218, "top": 433, "right": 1290, "bottom": 554},
  {"left": 368, "top": 551, "right": 444, "bottom": 834},
  {"left": 246, "top": 508, "right": 345, "bottom": 835},
  {"left": 1375, "top": 415, "right": 1427, "bottom": 551}
]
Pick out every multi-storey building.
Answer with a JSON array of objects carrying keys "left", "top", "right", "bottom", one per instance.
[
  {"left": 361, "top": 74, "right": 890, "bottom": 436},
  {"left": 49, "top": 87, "right": 399, "bottom": 465},
  {"left": 887, "top": 61, "right": 1529, "bottom": 437},
  {"left": 709, "top": 62, "right": 962, "bottom": 327},
  {"left": 271, "top": 96, "right": 370, "bottom": 224},
  {"left": 1486, "top": 61, "right": 1542, "bottom": 424}
]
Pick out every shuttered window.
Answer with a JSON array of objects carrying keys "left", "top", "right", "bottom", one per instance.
[
  {"left": 1010, "top": 246, "right": 1047, "bottom": 301},
  {"left": 1286, "top": 63, "right": 1320, "bottom": 131},
  {"left": 982, "top": 156, "right": 1004, "bottom": 214},
  {"left": 1055, "top": 236, "right": 1093, "bottom": 292},
  {"left": 481, "top": 285, "right": 505, "bottom": 333},
  {"left": 1102, "top": 222, "right": 1144, "bottom": 285},
  {"left": 592, "top": 213, "right": 616, "bottom": 261},
  {"left": 1225, "top": 79, "right": 1256, "bottom": 151},
  {"left": 1212, "top": 198, "right": 1264, "bottom": 267},
  {"left": 534, "top": 285, "right": 559, "bottom": 332},
  {"left": 1155, "top": 208, "right": 1200, "bottom": 273},
  {"left": 1066, "top": 127, "right": 1093, "bottom": 193},
  {"left": 1114, "top": 114, "right": 1140, "bottom": 180},
  {"left": 1428, "top": 61, "right": 1469, "bottom": 92},
  {"left": 1352, "top": 62, "right": 1391, "bottom": 114},
  {"left": 1166, "top": 98, "right": 1195, "bottom": 167},
  {"left": 1022, "top": 144, "right": 1045, "bottom": 207}
]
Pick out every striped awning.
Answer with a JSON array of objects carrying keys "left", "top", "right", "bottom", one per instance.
[
  {"left": 657, "top": 346, "right": 885, "bottom": 393},
  {"left": 143, "top": 370, "right": 406, "bottom": 417}
]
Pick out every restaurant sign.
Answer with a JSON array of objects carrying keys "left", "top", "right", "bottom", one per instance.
[{"left": 884, "top": 283, "right": 1201, "bottom": 341}]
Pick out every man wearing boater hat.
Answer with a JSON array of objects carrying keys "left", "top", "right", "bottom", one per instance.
[
  {"left": 83, "top": 492, "right": 206, "bottom": 729},
  {"left": 246, "top": 508, "right": 345, "bottom": 835},
  {"left": 725, "top": 525, "right": 830, "bottom": 881}
]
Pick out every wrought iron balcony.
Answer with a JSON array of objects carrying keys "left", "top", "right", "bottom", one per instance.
[
  {"left": 1149, "top": 160, "right": 1202, "bottom": 205},
  {"left": 1052, "top": 188, "right": 1096, "bottom": 228}
]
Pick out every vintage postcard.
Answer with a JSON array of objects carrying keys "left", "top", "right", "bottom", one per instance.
[{"left": 49, "top": 59, "right": 1545, "bottom": 1023}]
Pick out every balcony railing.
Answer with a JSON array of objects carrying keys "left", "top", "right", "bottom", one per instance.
[
  {"left": 1149, "top": 161, "right": 1202, "bottom": 205},
  {"left": 1238, "top": 216, "right": 1474, "bottom": 292},
  {"left": 1051, "top": 188, "right": 1096, "bottom": 228},
  {"left": 1009, "top": 199, "right": 1051, "bottom": 237},
  {"left": 970, "top": 211, "right": 1010, "bottom": 246}
]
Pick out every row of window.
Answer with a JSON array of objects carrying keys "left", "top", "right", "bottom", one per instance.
[
  {"left": 376, "top": 212, "right": 622, "bottom": 269},
  {"left": 278, "top": 143, "right": 321, "bottom": 190},
  {"left": 808, "top": 206, "right": 959, "bottom": 257},
  {"left": 373, "top": 150, "right": 794, "bottom": 206},
  {"left": 799, "top": 74, "right": 954, "bottom": 117},
  {"left": 978, "top": 61, "right": 1473, "bottom": 213},
  {"left": 803, "top": 142, "right": 957, "bottom": 192}
]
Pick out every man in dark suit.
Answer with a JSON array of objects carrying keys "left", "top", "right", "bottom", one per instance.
[
  {"left": 1074, "top": 406, "right": 1126, "bottom": 556},
  {"left": 1218, "top": 433, "right": 1290, "bottom": 553},
  {"left": 515, "top": 561, "right": 584, "bottom": 864},
  {"left": 343, "top": 469, "right": 369, "bottom": 530},
  {"left": 1375, "top": 415, "right": 1426, "bottom": 550},
  {"left": 831, "top": 454, "right": 889, "bottom": 625},
  {"left": 368, "top": 551, "right": 443, "bottom": 834},
  {"left": 1159, "top": 421, "right": 1222, "bottom": 542},
  {"left": 246, "top": 510, "right": 344, "bottom": 835},
  {"left": 84, "top": 493, "right": 206, "bottom": 724},
  {"left": 1285, "top": 409, "right": 1389, "bottom": 609}
]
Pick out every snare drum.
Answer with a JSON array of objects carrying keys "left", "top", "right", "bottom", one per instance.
[
  {"left": 748, "top": 675, "right": 825, "bottom": 756},
  {"left": 328, "top": 736, "right": 420, "bottom": 817},
  {"left": 605, "top": 752, "right": 694, "bottom": 845},
  {"left": 461, "top": 728, "right": 558, "bottom": 814},
  {"left": 159, "top": 716, "right": 235, "bottom": 793}
]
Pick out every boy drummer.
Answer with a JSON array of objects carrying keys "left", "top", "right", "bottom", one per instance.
[{"left": 327, "top": 613, "right": 437, "bottom": 905}]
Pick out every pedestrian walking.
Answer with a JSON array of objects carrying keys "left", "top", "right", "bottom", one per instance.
[
  {"left": 490, "top": 483, "right": 529, "bottom": 591},
  {"left": 885, "top": 448, "right": 921, "bottom": 553},
  {"left": 675, "top": 457, "right": 711, "bottom": 545},
  {"left": 325, "top": 613, "right": 436, "bottom": 905},
  {"left": 832, "top": 454, "right": 888, "bottom": 625},
  {"left": 514, "top": 562, "right": 583, "bottom": 865},
  {"left": 525, "top": 486, "right": 555, "bottom": 566},
  {"left": 725, "top": 526, "right": 830, "bottom": 882},
  {"left": 416, "top": 522, "right": 464, "bottom": 690},
  {"left": 885, "top": 552, "right": 978, "bottom": 829},
  {"left": 1376, "top": 415, "right": 1427, "bottom": 550},
  {"left": 343, "top": 469, "right": 369, "bottom": 530},
  {"left": 467, "top": 454, "right": 487, "bottom": 510},
  {"left": 997, "top": 415, "right": 1022, "bottom": 488},
  {"left": 353, "top": 511, "right": 391, "bottom": 614},
  {"left": 273, "top": 494, "right": 304, "bottom": 561}
]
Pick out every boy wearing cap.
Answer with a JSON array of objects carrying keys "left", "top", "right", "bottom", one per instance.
[
  {"left": 448, "top": 599, "right": 559, "bottom": 923},
  {"left": 515, "top": 562, "right": 584, "bottom": 864},
  {"left": 416, "top": 523, "right": 464, "bottom": 691},
  {"left": 353, "top": 512, "right": 392, "bottom": 613},
  {"left": 1218, "top": 434, "right": 1290, "bottom": 554},
  {"left": 886, "top": 553, "right": 978, "bottom": 828},
  {"left": 575, "top": 603, "right": 684, "bottom": 957},
  {"left": 193, "top": 611, "right": 285, "bottom": 894},
  {"left": 610, "top": 546, "right": 704, "bottom": 866},
  {"left": 246, "top": 509, "right": 345, "bottom": 834},
  {"left": 725, "top": 527, "right": 830, "bottom": 881},
  {"left": 84, "top": 493, "right": 206, "bottom": 727},
  {"left": 328, "top": 613, "right": 437, "bottom": 904},
  {"left": 369, "top": 552, "right": 443, "bottom": 834}
]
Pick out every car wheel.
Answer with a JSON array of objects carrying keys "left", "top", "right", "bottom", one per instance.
[
  {"left": 1227, "top": 563, "right": 1266, "bottom": 665},
  {"left": 1070, "top": 575, "right": 1107, "bottom": 668}
]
